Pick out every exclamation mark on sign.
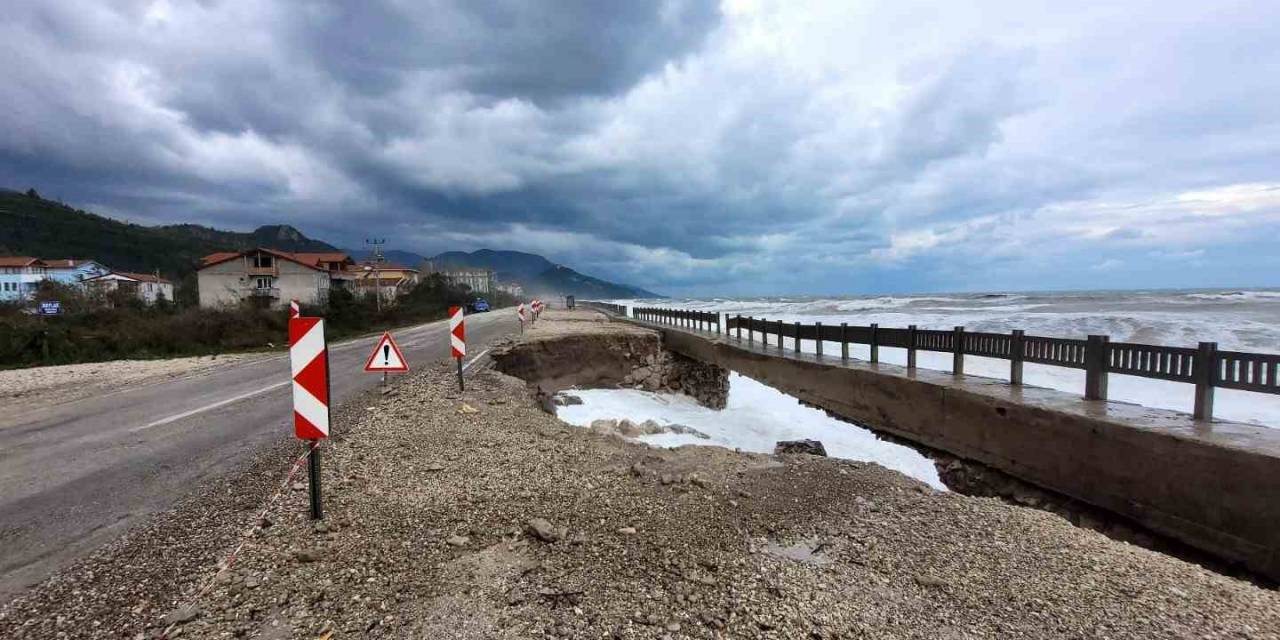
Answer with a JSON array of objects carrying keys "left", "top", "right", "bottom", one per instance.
[{"left": 383, "top": 344, "right": 390, "bottom": 366}]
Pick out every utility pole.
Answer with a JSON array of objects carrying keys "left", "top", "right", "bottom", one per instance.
[{"left": 365, "top": 238, "right": 386, "bottom": 313}]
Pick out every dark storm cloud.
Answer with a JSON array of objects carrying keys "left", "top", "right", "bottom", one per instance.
[{"left": 3, "top": 1, "right": 1280, "bottom": 294}]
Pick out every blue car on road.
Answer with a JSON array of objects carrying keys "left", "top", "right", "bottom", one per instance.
[{"left": 469, "top": 298, "right": 490, "bottom": 313}]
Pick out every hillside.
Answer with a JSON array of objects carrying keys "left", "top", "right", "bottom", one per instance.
[
  {"left": 428, "top": 249, "right": 661, "bottom": 299},
  {"left": 0, "top": 189, "right": 337, "bottom": 277},
  {"left": 0, "top": 188, "right": 661, "bottom": 299},
  {"left": 529, "top": 264, "right": 661, "bottom": 299},
  {"left": 430, "top": 249, "right": 554, "bottom": 282}
]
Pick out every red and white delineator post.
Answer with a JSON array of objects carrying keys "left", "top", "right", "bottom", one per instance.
[
  {"left": 289, "top": 299, "right": 300, "bottom": 319},
  {"left": 449, "top": 305, "right": 465, "bottom": 391},
  {"left": 289, "top": 315, "right": 329, "bottom": 520},
  {"left": 518, "top": 302, "right": 526, "bottom": 334}
]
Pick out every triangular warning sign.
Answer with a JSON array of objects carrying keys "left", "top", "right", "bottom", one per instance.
[{"left": 364, "top": 332, "right": 409, "bottom": 372}]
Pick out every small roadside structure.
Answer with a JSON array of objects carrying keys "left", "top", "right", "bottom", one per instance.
[{"left": 84, "top": 271, "right": 174, "bottom": 305}]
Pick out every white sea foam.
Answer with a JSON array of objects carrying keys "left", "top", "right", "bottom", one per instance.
[
  {"left": 557, "top": 373, "right": 947, "bottom": 490},
  {"left": 611, "top": 290, "right": 1280, "bottom": 427}
]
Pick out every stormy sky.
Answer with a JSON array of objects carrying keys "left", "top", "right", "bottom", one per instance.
[{"left": 3, "top": 1, "right": 1280, "bottom": 296}]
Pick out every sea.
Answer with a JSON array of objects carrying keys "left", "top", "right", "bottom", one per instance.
[{"left": 556, "top": 289, "right": 1280, "bottom": 488}]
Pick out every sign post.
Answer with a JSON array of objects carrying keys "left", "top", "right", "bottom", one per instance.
[
  {"left": 289, "top": 316, "right": 330, "bottom": 520},
  {"left": 364, "top": 331, "right": 409, "bottom": 387},
  {"left": 289, "top": 299, "right": 300, "bottom": 319},
  {"left": 518, "top": 303, "right": 526, "bottom": 334},
  {"left": 450, "top": 306, "right": 466, "bottom": 391}
]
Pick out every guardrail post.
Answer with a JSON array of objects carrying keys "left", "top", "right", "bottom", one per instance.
[
  {"left": 1194, "top": 341, "right": 1217, "bottom": 421},
  {"left": 1010, "top": 329, "right": 1024, "bottom": 385},
  {"left": 869, "top": 323, "right": 879, "bottom": 364},
  {"left": 747, "top": 317, "right": 754, "bottom": 345},
  {"left": 907, "top": 325, "right": 918, "bottom": 370},
  {"left": 794, "top": 321, "right": 801, "bottom": 354},
  {"left": 815, "top": 322, "right": 823, "bottom": 358},
  {"left": 952, "top": 326, "right": 965, "bottom": 376},
  {"left": 735, "top": 315, "right": 742, "bottom": 340},
  {"left": 1085, "top": 335, "right": 1109, "bottom": 401},
  {"left": 840, "top": 323, "right": 848, "bottom": 360},
  {"left": 778, "top": 320, "right": 785, "bottom": 352},
  {"left": 762, "top": 318, "right": 768, "bottom": 347}
]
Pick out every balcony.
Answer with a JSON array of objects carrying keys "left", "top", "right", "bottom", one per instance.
[
  {"left": 248, "top": 287, "right": 280, "bottom": 299},
  {"left": 247, "top": 266, "right": 278, "bottom": 276}
]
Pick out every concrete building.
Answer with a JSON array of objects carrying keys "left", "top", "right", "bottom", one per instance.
[
  {"left": 42, "top": 259, "right": 109, "bottom": 285},
  {"left": 348, "top": 262, "right": 420, "bottom": 304},
  {"left": 84, "top": 271, "right": 174, "bottom": 305},
  {"left": 496, "top": 282, "right": 524, "bottom": 297},
  {"left": 41, "top": 259, "right": 110, "bottom": 285},
  {"left": 439, "top": 268, "right": 495, "bottom": 294},
  {"left": 197, "top": 249, "right": 354, "bottom": 309},
  {"left": 0, "top": 257, "right": 48, "bottom": 301}
]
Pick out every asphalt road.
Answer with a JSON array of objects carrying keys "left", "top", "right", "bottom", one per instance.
[{"left": 0, "top": 307, "right": 520, "bottom": 603}]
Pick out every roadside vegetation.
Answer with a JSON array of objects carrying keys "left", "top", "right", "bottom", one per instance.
[{"left": 0, "top": 275, "right": 517, "bottom": 369}]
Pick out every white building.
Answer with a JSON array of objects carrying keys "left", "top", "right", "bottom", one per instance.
[
  {"left": 0, "top": 257, "right": 48, "bottom": 301},
  {"left": 42, "top": 259, "right": 110, "bottom": 285},
  {"left": 197, "top": 249, "right": 353, "bottom": 309},
  {"left": 84, "top": 271, "right": 174, "bottom": 305}
]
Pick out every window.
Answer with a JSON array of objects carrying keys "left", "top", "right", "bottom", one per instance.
[
  {"left": 253, "top": 254, "right": 274, "bottom": 269},
  {"left": 255, "top": 277, "right": 273, "bottom": 290}
]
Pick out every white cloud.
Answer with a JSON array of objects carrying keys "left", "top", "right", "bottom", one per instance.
[{"left": 3, "top": 0, "right": 1280, "bottom": 293}]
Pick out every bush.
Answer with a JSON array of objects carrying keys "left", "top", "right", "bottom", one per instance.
[{"left": 0, "top": 275, "right": 501, "bottom": 368}]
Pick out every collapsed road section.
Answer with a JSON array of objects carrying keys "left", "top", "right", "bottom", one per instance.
[{"left": 3, "top": 309, "right": 1278, "bottom": 639}]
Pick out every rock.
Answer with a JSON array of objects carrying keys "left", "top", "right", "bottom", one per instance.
[
  {"left": 527, "top": 518, "right": 561, "bottom": 543},
  {"left": 163, "top": 605, "right": 200, "bottom": 626},
  {"left": 446, "top": 535, "right": 470, "bottom": 547},
  {"left": 553, "top": 394, "right": 584, "bottom": 406},
  {"left": 688, "top": 473, "right": 710, "bottom": 488},
  {"left": 774, "top": 439, "right": 828, "bottom": 456},
  {"left": 666, "top": 622, "right": 682, "bottom": 632},
  {"left": 630, "top": 463, "right": 646, "bottom": 477},
  {"left": 294, "top": 549, "right": 321, "bottom": 563},
  {"left": 243, "top": 576, "right": 261, "bottom": 589},
  {"left": 291, "top": 482, "right": 306, "bottom": 491},
  {"left": 914, "top": 575, "right": 948, "bottom": 588},
  {"left": 616, "top": 527, "right": 637, "bottom": 536},
  {"left": 424, "top": 463, "right": 447, "bottom": 472},
  {"left": 313, "top": 522, "right": 330, "bottom": 534}
]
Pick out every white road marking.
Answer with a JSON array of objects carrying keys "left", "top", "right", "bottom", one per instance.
[
  {"left": 130, "top": 380, "right": 290, "bottom": 432},
  {"left": 125, "top": 312, "right": 510, "bottom": 433},
  {"left": 462, "top": 348, "right": 491, "bottom": 373}
]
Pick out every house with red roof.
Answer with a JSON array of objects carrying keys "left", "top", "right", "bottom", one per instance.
[{"left": 196, "top": 248, "right": 355, "bottom": 309}]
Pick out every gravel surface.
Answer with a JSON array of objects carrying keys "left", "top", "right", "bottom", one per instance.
[
  {"left": 0, "top": 353, "right": 256, "bottom": 408},
  {"left": 2, "top": 350, "right": 1278, "bottom": 638}
]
